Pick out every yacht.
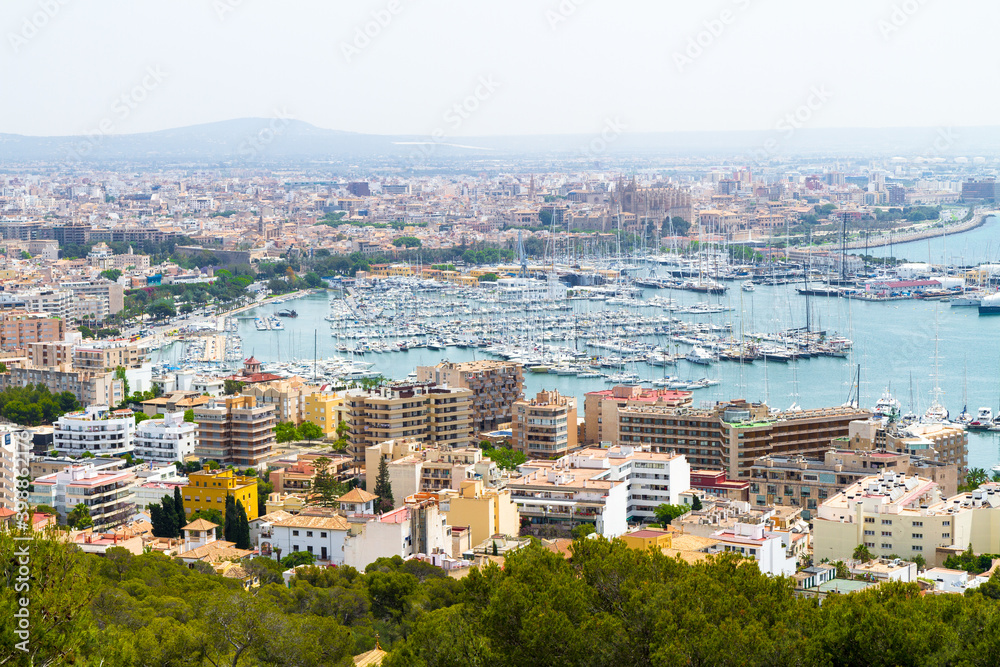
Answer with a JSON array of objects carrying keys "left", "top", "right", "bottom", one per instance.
[
  {"left": 685, "top": 346, "right": 714, "bottom": 365},
  {"left": 969, "top": 407, "right": 994, "bottom": 431},
  {"left": 741, "top": 281, "right": 756, "bottom": 292},
  {"left": 872, "top": 391, "right": 901, "bottom": 421}
]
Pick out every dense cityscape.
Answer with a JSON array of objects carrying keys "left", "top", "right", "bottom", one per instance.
[{"left": 7, "top": 2, "right": 1000, "bottom": 666}]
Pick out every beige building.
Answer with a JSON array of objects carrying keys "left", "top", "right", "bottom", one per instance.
[
  {"left": 812, "top": 471, "right": 956, "bottom": 565},
  {"left": 438, "top": 479, "right": 520, "bottom": 546},
  {"left": 416, "top": 360, "right": 524, "bottom": 433},
  {"left": 365, "top": 439, "right": 499, "bottom": 508},
  {"left": 344, "top": 384, "right": 474, "bottom": 462},
  {"left": 73, "top": 341, "right": 146, "bottom": 372},
  {"left": 0, "top": 312, "right": 65, "bottom": 351},
  {"left": 750, "top": 449, "right": 958, "bottom": 519},
  {"left": 511, "top": 389, "right": 578, "bottom": 458},
  {"left": 242, "top": 378, "right": 315, "bottom": 424},
  {"left": 583, "top": 385, "right": 693, "bottom": 445},
  {"left": 844, "top": 419, "right": 969, "bottom": 485},
  {"left": 616, "top": 400, "right": 870, "bottom": 479},
  {"left": 193, "top": 395, "right": 277, "bottom": 467}
]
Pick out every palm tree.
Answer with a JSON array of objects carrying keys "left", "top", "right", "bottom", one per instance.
[{"left": 966, "top": 467, "right": 988, "bottom": 490}]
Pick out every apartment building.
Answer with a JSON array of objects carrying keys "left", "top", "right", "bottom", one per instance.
[
  {"left": 182, "top": 467, "right": 259, "bottom": 521},
  {"left": 812, "top": 471, "right": 956, "bottom": 564},
  {"left": 750, "top": 449, "right": 959, "bottom": 518},
  {"left": 511, "top": 389, "right": 578, "bottom": 459},
  {"left": 707, "top": 522, "right": 798, "bottom": 577},
  {"left": 28, "top": 341, "right": 73, "bottom": 370},
  {"left": 844, "top": 419, "right": 969, "bottom": 485},
  {"left": 616, "top": 400, "right": 870, "bottom": 479},
  {"left": 265, "top": 512, "right": 349, "bottom": 564},
  {"left": 583, "top": 385, "right": 693, "bottom": 445},
  {"left": 52, "top": 406, "right": 136, "bottom": 457},
  {"left": 344, "top": 384, "right": 474, "bottom": 462},
  {"left": 242, "top": 378, "right": 315, "bottom": 424},
  {"left": 416, "top": 360, "right": 524, "bottom": 433},
  {"left": 0, "top": 289, "right": 75, "bottom": 320},
  {"left": 303, "top": 391, "right": 345, "bottom": 435},
  {"left": 0, "top": 311, "right": 65, "bottom": 351},
  {"left": 73, "top": 341, "right": 146, "bottom": 372},
  {"left": 133, "top": 411, "right": 197, "bottom": 463},
  {"left": 60, "top": 279, "right": 124, "bottom": 315},
  {"left": 437, "top": 479, "right": 520, "bottom": 546},
  {"left": 29, "top": 464, "right": 136, "bottom": 530},
  {"left": 364, "top": 439, "right": 499, "bottom": 507},
  {"left": 193, "top": 396, "right": 277, "bottom": 467},
  {"left": 0, "top": 431, "right": 19, "bottom": 512},
  {"left": 509, "top": 445, "right": 691, "bottom": 536}
]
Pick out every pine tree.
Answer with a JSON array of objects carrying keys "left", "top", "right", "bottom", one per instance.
[
  {"left": 313, "top": 456, "right": 342, "bottom": 507},
  {"left": 173, "top": 486, "right": 186, "bottom": 533},
  {"left": 374, "top": 456, "right": 394, "bottom": 514},
  {"left": 691, "top": 495, "right": 703, "bottom": 511}
]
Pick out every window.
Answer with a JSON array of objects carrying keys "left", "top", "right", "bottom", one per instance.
[
  {"left": 912, "top": 521, "right": 923, "bottom": 527},
  {"left": 864, "top": 530, "right": 874, "bottom": 536},
  {"left": 293, "top": 545, "right": 298, "bottom": 552},
  {"left": 306, "top": 531, "right": 313, "bottom": 537},
  {"left": 881, "top": 519, "right": 892, "bottom": 525},
  {"left": 321, "top": 532, "right": 327, "bottom": 538},
  {"left": 911, "top": 533, "right": 923, "bottom": 539},
  {"left": 912, "top": 545, "right": 923, "bottom": 551},
  {"left": 881, "top": 531, "right": 892, "bottom": 537},
  {"left": 881, "top": 543, "right": 892, "bottom": 549},
  {"left": 943, "top": 520, "right": 951, "bottom": 526},
  {"left": 942, "top": 532, "right": 951, "bottom": 538},
  {"left": 292, "top": 530, "right": 299, "bottom": 536},
  {"left": 864, "top": 517, "right": 875, "bottom": 524}
]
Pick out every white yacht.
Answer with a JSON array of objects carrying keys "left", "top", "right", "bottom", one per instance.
[
  {"left": 872, "top": 391, "right": 901, "bottom": 421},
  {"left": 685, "top": 346, "right": 714, "bottom": 365}
]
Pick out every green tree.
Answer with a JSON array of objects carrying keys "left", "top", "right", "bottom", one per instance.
[
  {"left": 99, "top": 268, "right": 122, "bottom": 282},
  {"left": 571, "top": 523, "right": 596, "bottom": 540},
  {"left": 391, "top": 236, "right": 422, "bottom": 248},
  {"left": 114, "top": 366, "right": 130, "bottom": 399},
  {"left": 146, "top": 299, "right": 176, "bottom": 320},
  {"left": 484, "top": 445, "right": 526, "bottom": 471},
  {"left": 183, "top": 408, "right": 195, "bottom": 422},
  {"left": 275, "top": 421, "right": 299, "bottom": 443},
  {"left": 312, "top": 456, "right": 344, "bottom": 507},
  {"left": 67, "top": 502, "right": 93, "bottom": 529},
  {"left": 478, "top": 272, "right": 499, "bottom": 282},
  {"left": 233, "top": 499, "right": 251, "bottom": 550},
  {"left": 223, "top": 379, "right": 245, "bottom": 396},
  {"left": 962, "top": 467, "right": 989, "bottom": 492},
  {"left": 281, "top": 550, "right": 315, "bottom": 568},
  {"left": 653, "top": 503, "right": 688, "bottom": 526},
  {"left": 173, "top": 486, "right": 186, "bottom": 534},
  {"left": 224, "top": 495, "right": 238, "bottom": 543},
  {"left": 298, "top": 421, "right": 323, "bottom": 442},
  {"left": 374, "top": 456, "right": 394, "bottom": 513},
  {"left": 691, "top": 495, "right": 703, "bottom": 511}
]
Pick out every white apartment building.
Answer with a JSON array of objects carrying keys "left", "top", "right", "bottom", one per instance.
[
  {"left": 707, "top": 522, "right": 798, "bottom": 577},
  {"left": 53, "top": 406, "right": 136, "bottom": 457},
  {"left": 28, "top": 464, "right": 136, "bottom": 530},
  {"left": 509, "top": 445, "right": 691, "bottom": 537},
  {"left": 0, "top": 431, "right": 19, "bottom": 512},
  {"left": 263, "top": 513, "right": 350, "bottom": 565},
  {"left": 133, "top": 411, "right": 196, "bottom": 463}
]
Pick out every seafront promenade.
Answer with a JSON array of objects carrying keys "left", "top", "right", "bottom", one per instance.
[{"left": 843, "top": 211, "right": 994, "bottom": 251}]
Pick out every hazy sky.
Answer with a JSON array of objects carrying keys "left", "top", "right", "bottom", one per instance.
[{"left": 0, "top": 0, "right": 994, "bottom": 137}]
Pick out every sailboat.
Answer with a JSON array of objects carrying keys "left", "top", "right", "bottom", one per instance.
[{"left": 922, "top": 311, "right": 950, "bottom": 423}]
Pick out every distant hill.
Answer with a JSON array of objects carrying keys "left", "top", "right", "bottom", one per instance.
[{"left": 2, "top": 118, "right": 1000, "bottom": 164}]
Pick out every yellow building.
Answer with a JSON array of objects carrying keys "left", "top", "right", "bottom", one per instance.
[
  {"left": 182, "top": 468, "right": 259, "bottom": 521},
  {"left": 438, "top": 479, "right": 520, "bottom": 546},
  {"left": 620, "top": 528, "right": 674, "bottom": 552},
  {"left": 303, "top": 391, "right": 345, "bottom": 435}
]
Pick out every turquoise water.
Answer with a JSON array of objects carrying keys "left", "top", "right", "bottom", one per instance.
[
  {"left": 154, "top": 222, "right": 1000, "bottom": 470},
  {"left": 858, "top": 214, "right": 1000, "bottom": 266}
]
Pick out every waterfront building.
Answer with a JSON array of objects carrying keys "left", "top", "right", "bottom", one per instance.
[
  {"left": 53, "top": 406, "right": 136, "bottom": 457},
  {"left": 133, "top": 411, "right": 197, "bottom": 463},
  {"left": 29, "top": 464, "right": 135, "bottom": 530},
  {"left": 615, "top": 400, "right": 870, "bottom": 479},
  {"left": 416, "top": 360, "right": 524, "bottom": 433},
  {"left": 511, "top": 389, "right": 578, "bottom": 459},
  {"left": 193, "top": 395, "right": 276, "bottom": 467},
  {"left": 583, "top": 385, "right": 693, "bottom": 445},
  {"left": 344, "top": 384, "right": 474, "bottom": 462},
  {"left": 181, "top": 467, "right": 259, "bottom": 521},
  {"left": 844, "top": 419, "right": 969, "bottom": 485}
]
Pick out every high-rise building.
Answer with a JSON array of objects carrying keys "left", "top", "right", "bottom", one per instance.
[
  {"left": 416, "top": 361, "right": 524, "bottom": 433},
  {"left": 962, "top": 178, "right": 1000, "bottom": 202},
  {"left": 583, "top": 385, "right": 693, "bottom": 445},
  {"left": 193, "top": 396, "right": 276, "bottom": 467},
  {"left": 52, "top": 406, "right": 136, "bottom": 457},
  {"left": 344, "top": 384, "right": 474, "bottom": 462},
  {"left": 29, "top": 464, "right": 136, "bottom": 530},
  {"left": 615, "top": 400, "right": 871, "bottom": 479},
  {"left": 0, "top": 311, "right": 65, "bottom": 351},
  {"left": 133, "top": 411, "right": 197, "bottom": 463},
  {"left": 511, "top": 389, "right": 578, "bottom": 459}
]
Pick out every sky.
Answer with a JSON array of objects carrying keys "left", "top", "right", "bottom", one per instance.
[{"left": 0, "top": 0, "right": 995, "bottom": 138}]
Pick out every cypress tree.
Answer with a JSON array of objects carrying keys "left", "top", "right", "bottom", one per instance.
[
  {"left": 149, "top": 503, "right": 165, "bottom": 537},
  {"left": 224, "top": 495, "right": 237, "bottom": 543},
  {"left": 374, "top": 456, "right": 394, "bottom": 514},
  {"left": 234, "top": 500, "right": 251, "bottom": 550},
  {"left": 162, "top": 496, "right": 179, "bottom": 538},
  {"left": 173, "top": 486, "right": 186, "bottom": 533}
]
